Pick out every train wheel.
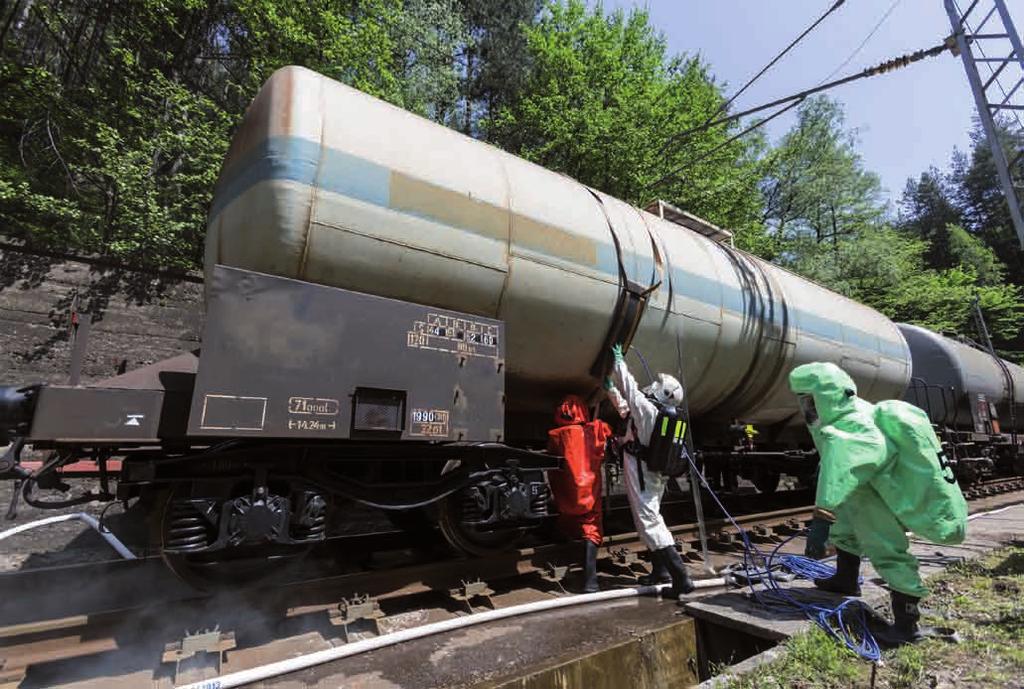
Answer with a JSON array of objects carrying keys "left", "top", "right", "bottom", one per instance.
[
  {"left": 436, "top": 459, "right": 525, "bottom": 556},
  {"left": 436, "top": 491, "right": 527, "bottom": 557},
  {"left": 161, "top": 545, "right": 311, "bottom": 591},
  {"left": 159, "top": 489, "right": 310, "bottom": 590}
]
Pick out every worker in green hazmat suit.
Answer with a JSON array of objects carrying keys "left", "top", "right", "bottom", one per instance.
[{"left": 789, "top": 362, "right": 968, "bottom": 646}]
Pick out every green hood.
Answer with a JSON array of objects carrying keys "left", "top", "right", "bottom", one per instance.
[{"left": 788, "top": 362, "right": 858, "bottom": 426}]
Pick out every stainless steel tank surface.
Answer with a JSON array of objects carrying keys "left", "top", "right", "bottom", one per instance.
[
  {"left": 206, "top": 66, "right": 912, "bottom": 428},
  {"left": 899, "top": 323, "right": 1024, "bottom": 432}
]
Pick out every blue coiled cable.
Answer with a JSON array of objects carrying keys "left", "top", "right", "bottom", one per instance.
[{"left": 684, "top": 454, "right": 881, "bottom": 662}]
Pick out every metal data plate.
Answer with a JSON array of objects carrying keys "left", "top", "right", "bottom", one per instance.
[{"left": 187, "top": 266, "right": 505, "bottom": 441}]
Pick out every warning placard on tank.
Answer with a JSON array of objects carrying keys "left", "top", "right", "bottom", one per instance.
[
  {"left": 409, "top": 408, "right": 450, "bottom": 437},
  {"left": 407, "top": 314, "right": 499, "bottom": 359}
]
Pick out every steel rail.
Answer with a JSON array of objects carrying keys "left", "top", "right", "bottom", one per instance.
[{"left": 1, "top": 483, "right": 1022, "bottom": 687}]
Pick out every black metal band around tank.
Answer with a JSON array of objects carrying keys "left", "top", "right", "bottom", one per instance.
[{"left": 584, "top": 187, "right": 661, "bottom": 378}]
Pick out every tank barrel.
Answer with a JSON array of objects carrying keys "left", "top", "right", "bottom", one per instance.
[{"left": 206, "top": 66, "right": 913, "bottom": 433}]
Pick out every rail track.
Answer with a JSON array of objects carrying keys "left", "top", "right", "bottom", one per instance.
[{"left": 1, "top": 479, "right": 1022, "bottom": 688}]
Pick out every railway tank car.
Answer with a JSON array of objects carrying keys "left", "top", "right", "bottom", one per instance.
[
  {"left": 899, "top": 323, "right": 1024, "bottom": 481},
  {"left": 206, "top": 66, "right": 912, "bottom": 438},
  {"left": 0, "top": 66, "right": 1020, "bottom": 582}
]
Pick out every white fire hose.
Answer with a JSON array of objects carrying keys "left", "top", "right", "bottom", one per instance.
[
  {"left": 175, "top": 577, "right": 727, "bottom": 689},
  {"left": 175, "top": 501, "right": 1023, "bottom": 689},
  {"left": 0, "top": 512, "right": 137, "bottom": 560}
]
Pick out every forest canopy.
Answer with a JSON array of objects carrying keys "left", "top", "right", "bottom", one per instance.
[{"left": 1, "top": 0, "right": 1022, "bottom": 355}]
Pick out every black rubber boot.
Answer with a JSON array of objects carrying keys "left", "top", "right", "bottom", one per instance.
[
  {"left": 581, "top": 540, "right": 600, "bottom": 593},
  {"left": 813, "top": 548, "right": 862, "bottom": 596},
  {"left": 873, "top": 590, "right": 924, "bottom": 647},
  {"left": 639, "top": 549, "right": 671, "bottom": 585},
  {"left": 659, "top": 546, "right": 694, "bottom": 599}
]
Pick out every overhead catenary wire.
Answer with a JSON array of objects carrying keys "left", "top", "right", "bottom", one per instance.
[
  {"left": 673, "top": 0, "right": 848, "bottom": 155},
  {"left": 647, "top": 97, "right": 805, "bottom": 192},
  {"left": 819, "top": 0, "right": 904, "bottom": 85},
  {"left": 662, "top": 39, "right": 953, "bottom": 151}
]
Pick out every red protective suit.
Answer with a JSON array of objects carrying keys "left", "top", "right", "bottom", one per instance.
[{"left": 547, "top": 395, "right": 612, "bottom": 545}]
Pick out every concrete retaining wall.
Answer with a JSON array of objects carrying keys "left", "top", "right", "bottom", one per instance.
[{"left": 0, "top": 247, "right": 203, "bottom": 386}]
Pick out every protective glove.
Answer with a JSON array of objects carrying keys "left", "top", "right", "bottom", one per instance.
[
  {"left": 603, "top": 376, "right": 615, "bottom": 391},
  {"left": 611, "top": 343, "right": 625, "bottom": 364},
  {"left": 804, "top": 517, "right": 831, "bottom": 559}
]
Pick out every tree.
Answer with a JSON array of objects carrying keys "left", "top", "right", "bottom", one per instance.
[
  {"left": 0, "top": 0, "right": 414, "bottom": 271},
  {"left": 949, "top": 118, "right": 1024, "bottom": 285},
  {"left": 393, "top": 0, "right": 468, "bottom": 124},
  {"left": 947, "top": 223, "right": 1006, "bottom": 287},
  {"left": 896, "top": 118, "right": 1023, "bottom": 355},
  {"left": 759, "top": 97, "right": 886, "bottom": 258},
  {"left": 457, "top": 0, "right": 541, "bottom": 136},
  {"left": 898, "top": 168, "right": 962, "bottom": 270},
  {"left": 794, "top": 226, "right": 1024, "bottom": 352},
  {"left": 486, "top": 0, "right": 764, "bottom": 237}
]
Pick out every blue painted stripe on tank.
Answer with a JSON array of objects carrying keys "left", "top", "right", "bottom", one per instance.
[
  {"left": 318, "top": 145, "right": 391, "bottom": 208},
  {"left": 210, "top": 135, "right": 907, "bottom": 360},
  {"left": 672, "top": 266, "right": 731, "bottom": 311},
  {"left": 595, "top": 242, "right": 620, "bottom": 277},
  {"left": 210, "top": 136, "right": 390, "bottom": 219}
]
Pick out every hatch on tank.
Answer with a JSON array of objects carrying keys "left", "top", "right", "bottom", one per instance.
[{"left": 644, "top": 200, "right": 734, "bottom": 245}]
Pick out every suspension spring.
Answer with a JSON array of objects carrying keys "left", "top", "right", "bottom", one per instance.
[
  {"left": 461, "top": 488, "right": 486, "bottom": 523},
  {"left": 164, "top": 501, "right": 214, "bottom": 552}
]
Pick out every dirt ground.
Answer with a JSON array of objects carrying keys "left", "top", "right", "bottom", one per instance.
[{"left": 0, "top": 475, "right": 156, "bottom": 571}]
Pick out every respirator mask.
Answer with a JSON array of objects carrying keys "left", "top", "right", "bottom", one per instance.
[{"left": 798, "top": 394, "right": 819, "bottom": 427}]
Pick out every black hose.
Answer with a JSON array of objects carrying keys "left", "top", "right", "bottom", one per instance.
[
  {"left": 21, "top": 478, "right": 114, "bottom": 509},
  {"left": 629, "top": 347, "right": 655, "bottom": 387},
  {"left": 18, "top": 451, "right": 114, "bottom": 510}
]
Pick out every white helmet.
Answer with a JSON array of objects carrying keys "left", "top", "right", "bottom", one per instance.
[{"left": 643, "top": 373, "right": 684, "bottom": 406}]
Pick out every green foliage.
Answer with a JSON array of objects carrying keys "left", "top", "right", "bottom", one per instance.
[
  {"left": 947, "top": 223, "right": 1006, "bottom": 286},
  {"left": 2, "top": 0, "right": 1021, "bottom": 364},
  {"left": 760, "top": 97, "right": 885, "bottom": 256},
  {"left": 950, "top": 118, "right": 1024, "bottom": 285},
  {"left": 457, "top": 0, "right": 541, "bottom": 135},
  {"left": 486, "top": 0, "right": 763, "bottom": 235},
  {"left": 0, "top": 0, "right": 449, "bottom": 270},
  {"left": 225, "top": 0, "right": 405, "bottom": 102},
  {"left": 393, "top": 0, "right": 468, "bottom": 123},
  {"left": 763, "top": 97, "right": 1023, "bottom": 356},
  {"left": 897, "top": 119, "right": 1024, "bottom": 354},
  {"left": 723, "top": 627, "right": 862, "bottom": 689},
  {"left": 793, "top": 226, "right": 1024, "bottom": 344},
  {"left": 898, "top": 168, "right": 962, "bottom": 269}
]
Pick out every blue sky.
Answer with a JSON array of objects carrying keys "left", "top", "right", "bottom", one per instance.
[{"left": 603, "top": 1, "right": 1022, "bottom": 206}]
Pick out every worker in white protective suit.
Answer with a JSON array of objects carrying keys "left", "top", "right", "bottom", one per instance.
[{"left": 605, "top": 343, "right": 695, "bottom": 598}]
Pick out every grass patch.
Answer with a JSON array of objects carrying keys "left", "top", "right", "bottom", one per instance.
[{"left": 721, "top": 546, "right": 1024, "bottom": 689}]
